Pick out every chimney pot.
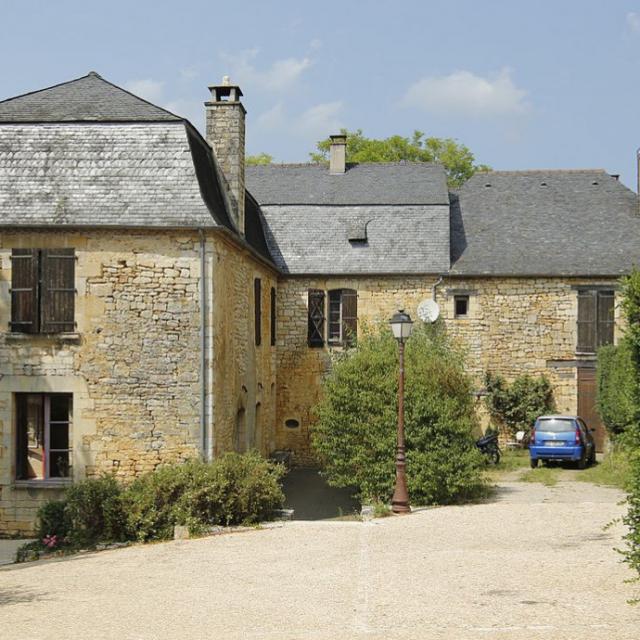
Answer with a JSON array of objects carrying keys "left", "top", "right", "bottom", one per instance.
[{"left": 329, "top": 134, "right": 347, "bottom": 174}]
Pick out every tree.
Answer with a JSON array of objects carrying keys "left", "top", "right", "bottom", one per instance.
[
  {"left": 311, "top": 321, "right": 486, "bottom": 504},
  {"left": 246, "top": 153, "right": 273, "bottom": 166},
  {"left": 310, "top": 129, "right": 490, "bottom": 187}
]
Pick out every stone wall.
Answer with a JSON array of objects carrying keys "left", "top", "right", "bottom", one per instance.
[
  {"left": 0, "top": 228, "right": 277, "bottom": 535},
  {"left": 275, "top": 275, "right": 622, "bottom": 464}
]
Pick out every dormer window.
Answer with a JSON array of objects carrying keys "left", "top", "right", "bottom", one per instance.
[{"left": 348, "top": 218, "right": 368, "bottom": 243}]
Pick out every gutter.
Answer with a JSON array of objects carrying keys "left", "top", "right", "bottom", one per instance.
[{"left": 432, "top": 275, "right": 444, "bottom": 303}]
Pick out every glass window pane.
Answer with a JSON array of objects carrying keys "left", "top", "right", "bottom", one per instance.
[
  {"left": 50, "top": 395, "right": 70, "bottom": 422},
  {"left": 48, "top": 451, "right": 70, "bottom": 478},
  {"left": 50, "top": 423, "right": 69, "bottom": 450}
]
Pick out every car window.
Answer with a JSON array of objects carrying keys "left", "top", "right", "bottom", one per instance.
[{"left": 536, "top": 419, "right": 575, "bottom": 433}]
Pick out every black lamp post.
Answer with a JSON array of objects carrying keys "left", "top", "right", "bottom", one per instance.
[{"left": 389, "top": 309, "right": 414, "bottom": 514}]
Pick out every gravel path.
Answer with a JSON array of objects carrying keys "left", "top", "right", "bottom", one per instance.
[{"left": 1, "top": 481, "right": 638, "bottom": 639}]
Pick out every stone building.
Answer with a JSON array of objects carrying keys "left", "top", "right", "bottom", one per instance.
[{"left": 1, "top": 72, "right": 639, "bottom": 533}]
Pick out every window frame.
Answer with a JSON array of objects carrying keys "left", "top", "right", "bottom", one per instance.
[
  {"left": 15, "top": 393, "right": 72, "bottom": 482},
  {"left": 576, "top": 289, "right": 614, "bottom": 354},
  {"left": 254, "top": 278, "right": 262, "bottom": 347},
  {"left": 270, "top": 287, "right": 276, "bottom": 347},
  {"left": 327, "top": 288, "right": 357, "bottom": 348},
  {"left": 454, "top": 294, "right": 469, "bottom": 318}
]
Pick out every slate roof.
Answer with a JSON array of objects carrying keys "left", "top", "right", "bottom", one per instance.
[
  {"left": 450, "top": 170, "right": 640, "bottom": 276},
  {"left": 259, "top": 204, "right": 450, "bottom": 274},
  {"left": 0, "top": 72, "right": 181, "bottom": 122},
  {"left": 245, "top": 162, "right": 449, "bottom": 205}
]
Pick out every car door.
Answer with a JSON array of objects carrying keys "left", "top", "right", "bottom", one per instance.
[{"left": 578, "top": 418, "right": 593, "bottom": 455}]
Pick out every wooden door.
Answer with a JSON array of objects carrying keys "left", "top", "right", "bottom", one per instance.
[{"left": 577, "top": 367, "right": 605, "bottom": 452}]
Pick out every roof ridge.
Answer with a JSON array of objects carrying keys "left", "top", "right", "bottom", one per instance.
[
  {"left": 247, "top": 161, "right": 444, "bottom": 169},
  {"left": 478, "top": 168, "right": 607, "bottom": 175},
  {"left": 0, "top": 71, "right": 97, "bottom": 106}
]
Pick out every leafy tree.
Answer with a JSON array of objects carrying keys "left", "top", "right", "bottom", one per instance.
[
  {"left": 484, "top": 372, "right": 555, "bottom": 438},
  {"left": 310, "top": 129, "right": 490, "bottom": 187},
  {"left": 311, "top": 321, "right": 486, "bottom": 504},
  {"left": 246, "top": 153, "right": 273, "bottom": 166}
]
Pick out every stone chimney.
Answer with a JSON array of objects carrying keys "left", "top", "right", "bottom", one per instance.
[
  {"left": 329, "top": 134, "right": 347, "bottom": 174},
  {"left": 205, "top": 76, "right": 246, "bottom": 234}
]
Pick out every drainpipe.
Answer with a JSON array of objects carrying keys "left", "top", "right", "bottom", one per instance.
[
  {"left": 199, "top": 229, "right": 208, "bottom": 460},
  {"left": 432, "top": 275, "right": 444, "bottom": 303}
]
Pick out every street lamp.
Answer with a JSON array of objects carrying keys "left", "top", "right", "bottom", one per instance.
[{"left": 389, "top": 309, "right": 414, "bottom": 514}]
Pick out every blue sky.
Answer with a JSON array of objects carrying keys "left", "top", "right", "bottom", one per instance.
[{"left": 2, "top": 1, "right": 640, "bottom": 187}]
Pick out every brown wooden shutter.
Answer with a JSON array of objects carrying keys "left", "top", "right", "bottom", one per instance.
[
  {"left": 308, "top": 289, "right": 325, "bottom": 347},
  {"left": 40, "top": 248, "right": 75, "bottom": 333},
  {"left": 597, "top": 290, "right": 615, "bottom": 347},
  {"left": 341, "top": 289, "right": 358, "bottom": 347},
  {"left": 577, "top": 290, "right": 596, "bottom": 353},
  {"left": 270, "top": 287, "right": 276, "bottom": 346},
  {"left": 254, "top": 278, "right": 262, "bottom": 346},
  {"left": 10, "top": 249, "right": 38, "bottom": 333}
]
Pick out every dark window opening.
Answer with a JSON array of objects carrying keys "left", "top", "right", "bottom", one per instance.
[
  {"left": 454, "top": 295, "right": 469, "bottom": 318},
  {"left": 308, "top": 289, "right": 326, "bottom": 347},
  {"left": 11, "top": 248, "right": 75, "bottom": 334},
  {"left": 16, "top": 393, "right": 72, "bottom": 481},
  {"left": 328, "top": 289, "right": 358, "bottom": 347},
  {"left": 254, "top": 278, "right": 262, "bottom": 346},
  {"left": 577, "top": 289, "right": 614, "bottom": 353},
  {"left": 285, "top": 418, "right": 300, "bottom": 429},
  {"left": 270, "top": 287, "right": 276, "bottom": 346}
]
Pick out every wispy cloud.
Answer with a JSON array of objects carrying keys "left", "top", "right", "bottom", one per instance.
[
  {"left": 627, "top": 12, "right": 640, "bottom": 33},
  {"left": 219, "top": 49, "right": 312, "bottom": 92},
  {"left": 124, "top": 79, "right": 165, "bottom": 103},
  {"left": 256, "top": 100, "right": 344, "bottom": 140},
  {"left": 402, "top": 68, "right": 529, "bottom": 118}
]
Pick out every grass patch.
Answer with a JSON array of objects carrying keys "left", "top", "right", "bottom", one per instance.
[
  {"left": 520, "top": 466, "right": 561, "bottom": 486},
  {"left": 578, "top": 450, "right": 633, "bottom": 490},
  {"left": 483, "top": 448, "right": 530, "bottom": 482}
]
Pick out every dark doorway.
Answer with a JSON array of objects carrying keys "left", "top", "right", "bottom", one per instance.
[
  {"left": 577, "top": 367, "right": 606, "bottom": 452},
  {"left": 282, "top": 469, "right": 360, "bottom": 520}
]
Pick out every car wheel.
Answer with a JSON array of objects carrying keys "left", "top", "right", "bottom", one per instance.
[
  {"left": 578, "top": 454, "right": 587, "bottom": 470},
  {"left": 589, "top": 449, "right": 596, "bottom": 466},
  {"left": 530, "top": 459, "right": 539, "bottom": 469}
]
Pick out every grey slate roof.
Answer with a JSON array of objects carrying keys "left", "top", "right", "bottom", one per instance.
[
  {"left": 0, "top": 73, "right": 181, "bottom": 122},
  {"left": 450, "top": 170, "right": 640, "bottom": 276},
  {"left": 246, "top": 162, "right": 449, "bottom": 205},
  {"left": 0, "top": 122, "right": 233, "bottom": 229},
  {"left": 260, "top": 204, "right": 450, "bottom": 274}
]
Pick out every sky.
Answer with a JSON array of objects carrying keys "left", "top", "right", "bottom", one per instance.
[{"left": 2, "top": 1, "right": 640, "bottom": 188}]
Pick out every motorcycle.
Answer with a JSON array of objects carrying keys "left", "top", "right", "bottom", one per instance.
[{"left": 475, "top": 432, "right": 501, "bottom": 465}]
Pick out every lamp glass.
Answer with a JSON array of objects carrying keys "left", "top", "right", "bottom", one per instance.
[{"left": 389, "top": 310, "right": 414, "bottom": 341}]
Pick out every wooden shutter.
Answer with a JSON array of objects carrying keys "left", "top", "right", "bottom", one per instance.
[
  {"left": 577, "top": 290, "right": 596, "bottom": 353},
  {"left": 270, "top": 287, "right": 276, "bottom": 346},
  {"left": 597, "top": 290, "right": 615, "bottom": 347},
  {"left": 254, "top": 278, "right": 262, "bottom": 346},
  {"left": 308, "top": 289, "right": 325, "bottom": 347},
  {"left": 40, "top": 248, "right": 75, "bottom": 333},
  {"left": 341, "top": 289, "right": 358, "bottom": 347},
  {"left": 10, "top": 249, "right": 38, "bottom": 333}
]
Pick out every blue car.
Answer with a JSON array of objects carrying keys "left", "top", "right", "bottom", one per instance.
[{"left": 529, "top": 415, "right": 596, "bottom": 469}]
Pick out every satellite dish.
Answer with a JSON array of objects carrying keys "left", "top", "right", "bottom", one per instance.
[{"left": 417, "top": 299, "right": 440, "bottom": 323}]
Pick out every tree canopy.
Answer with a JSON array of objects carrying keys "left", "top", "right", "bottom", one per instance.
[
  {"left": 310, "top": 129, "right": 490, "bottom": 187},
  {"left": 245, "top": 153, "right": 274, "bottom": 166}
]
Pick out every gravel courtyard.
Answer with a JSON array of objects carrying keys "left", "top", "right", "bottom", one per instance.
[{"left": 1, "top": 481, "right": 638, "bottom": 640}]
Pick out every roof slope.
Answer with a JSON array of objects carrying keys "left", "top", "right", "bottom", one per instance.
[
  {"left": 246, "top": 162, "right": 449, "bottom": 205},
  {"left": 260, "top": 204, "right": 450, "bottom": 275},
  {"left": 0, "top": 122, "right": 233, "bottom": 228},
  {"left": 451, "top": 170, "right": 640, "bottom": 276},
  {"left": 0, "top": 72, "right": 181, "bottom": 122}
]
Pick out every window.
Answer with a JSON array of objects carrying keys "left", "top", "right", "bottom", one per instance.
[
  {"left": 270, "top": 287, "right": 276, "bottom": 346},
  {"left": 577, "top": 289, "right": 614, "bottom": 353},
  {"left": 328, "top": 289, "right": 357, "bottom": 347},
  {"left": 16, "top": 394, "right": 72, "bottom": 481},
  {"left": 454, "top": 295, "right": 469, "bottom": 318},
  {"left": 254, "top": 278, "right": 262, "bottom": 346},
  {"left": 11, "top": 248, "right": 75, "bottom": 334},
  {"left": 308, "top": 289, "right": 325, "bottom": 347}
]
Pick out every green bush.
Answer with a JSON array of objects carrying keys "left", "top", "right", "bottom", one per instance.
[
  {"left": 312, "top": 321, "right": 486, "bottom": 504},
  {"left": 122, "top": 452, "right": 285, "bottom": 541},
  {"left": 597, "top": 341, "right": 638, "bottom": 438},
  {"left": 622, "top": 452, "right": 640, "bottom": 593},
  {"left": 36, "top": 499, "right": 69, "bottom": 540},
  {"left": 64, "top": 475, "right": 127, "bottom": 547},
  {"left": 484, "top": 372, "right": 555, "bottom": 438}
]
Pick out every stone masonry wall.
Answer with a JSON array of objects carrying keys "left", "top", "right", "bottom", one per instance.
[
  {"left": 276, "top": 275, "right": 622, "bottom": 465},
  {"left": 0, "top": 229, "right": 205, "bottom": 534}
]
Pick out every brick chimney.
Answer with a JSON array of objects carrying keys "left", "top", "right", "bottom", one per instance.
[
  {"left": 205, "top": 76, "right": 246, "bottom": 235},
  {"left": 329, "top": 134, "right": 347, "bottom": 174}
]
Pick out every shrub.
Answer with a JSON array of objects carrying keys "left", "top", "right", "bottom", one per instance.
[
  {"left": 622, "top": 452, "right": 640, "bottom": 593},
  {"left": 312, "top": 321, "right": 486, "bottom": 504},
  {"left": 122, "top": 452, "right": 285, "bottom": 541},
  {"left": 36, "top": 499, "right": 69, "bottom": 540},
  {"left": 484, "top": 372, "right": 555, "bottom": 438},
  {"left": 597, "top": 341, "right": 638, "bottom": 438},
  {"left": 63, "top": 475, "right": 127, "bottom": 547}
]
